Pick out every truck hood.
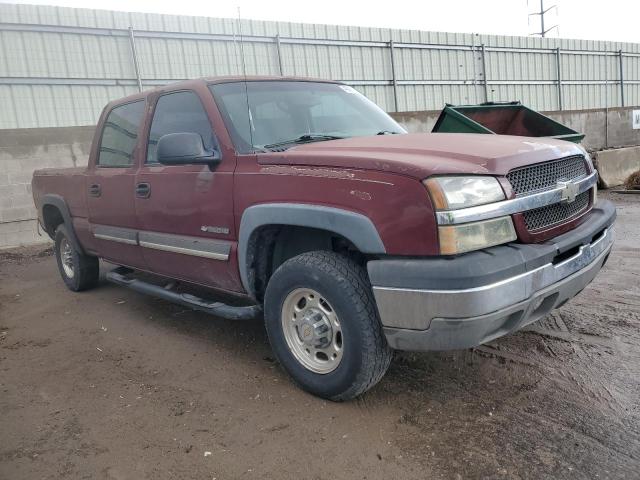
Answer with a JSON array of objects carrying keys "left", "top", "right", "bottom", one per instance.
[{"left": 257, "top": 133, "right": 585, "bottom": 179}]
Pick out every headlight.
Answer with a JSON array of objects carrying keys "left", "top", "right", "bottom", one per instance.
[
  {"left": 424, "top": 176, "right": 505, "bottom": 210},
  {"left": 424, "top": 175, "right": 515, "bottom": 255},
  {"left": 438, "top": 216, "right": 517, "bottom": 255}
]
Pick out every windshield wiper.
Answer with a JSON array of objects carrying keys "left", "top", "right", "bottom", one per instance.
[
  {"left": 376, "top": 130, "right": 400, "bottom": 135},
  {"left": 262, "top": 134, "right": 346, "bottom": 150}
]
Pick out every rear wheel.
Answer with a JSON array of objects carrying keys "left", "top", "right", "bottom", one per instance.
[
  {"left": 54, "top": 225, "right": 99, "bottom": 291},
  {"left": 264, "top": 251, "right": 392, "bottom": 401}
]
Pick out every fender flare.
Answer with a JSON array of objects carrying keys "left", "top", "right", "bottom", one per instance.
[
  {"left": 238, "top": 203, "right": 386, "bottom": 297},
  {"left": 40, "top": 194, "right": 85, "bottom": 254}
]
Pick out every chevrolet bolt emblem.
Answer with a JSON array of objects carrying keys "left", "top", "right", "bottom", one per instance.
[
  {"left": 302, "top": 325, "right": 312, "bottom": 339},
  {"left": 557, "top": 180, "right": 579, "bottom": 203}
]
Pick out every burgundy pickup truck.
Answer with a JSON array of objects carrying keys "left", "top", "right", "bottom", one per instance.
[{"left": 32, "top": 77, "right": 615, "bottom": 400}]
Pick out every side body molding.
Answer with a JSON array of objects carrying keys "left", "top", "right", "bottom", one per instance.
[
  {"left": 238, "top": 203, "right": 386, "bottom": 297},
  {"left": 40, "top": 194, "right": 85, "bottom": 254}
]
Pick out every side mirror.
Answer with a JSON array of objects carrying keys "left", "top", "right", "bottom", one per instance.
[{"left": 156, "top": 132, "right": 220, "bottom": 166}]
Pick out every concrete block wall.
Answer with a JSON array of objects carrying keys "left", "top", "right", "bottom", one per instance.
[
  {"left": 0, "top": 126, "right": 94, "bottom": 248},
  {"left": 390, "top": 106, "right": 640, "bottom": 151},
  {"left": 547, "top": 108, "right": 640, "bottom": 150},
  {"left": 0, "top": 106, "right": 639, "bottom": 248},
  {"left": 390, "top": 110, "right": 441, "bottom": 135}
]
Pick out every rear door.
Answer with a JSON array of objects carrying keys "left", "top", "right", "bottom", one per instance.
[
  {"left": 134, "top": 88, "right": 240, "bottom": 292},
  {"left": 87, "top": 100, "right": 146, "bottom": 268}
]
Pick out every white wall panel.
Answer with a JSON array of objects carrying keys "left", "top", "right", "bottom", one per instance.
[{"left": 0, "top": 3, "right": 639, "bottom": 128}]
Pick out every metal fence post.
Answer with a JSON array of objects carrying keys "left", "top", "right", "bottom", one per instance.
[
  {"left": 604, "top": 63, "right": 610, "bottom": 148},
  {"left": 470, "top": 42, "right": 479, "bottom": 101},
  {"left": 389, "top": 39, "right": 399, "bottom": 112},
  {"left": 128, "top": 27, "right": 143, "bottom": 92},
  {"left": 275, "top": 34, "right": 284, "bottom": 76},
  {"left": 480, "top": 44, "right": 489, "bottom": 102},
  {"left": 555, "top": 47, "right": 563, "bottom": 111},
  {"left": 619, "top": 49, "right": 625, "bottom": 107}
]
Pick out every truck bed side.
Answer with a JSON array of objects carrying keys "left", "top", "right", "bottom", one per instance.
[{"left": 32, "top": 167, "right": 92, "bottom": 248}]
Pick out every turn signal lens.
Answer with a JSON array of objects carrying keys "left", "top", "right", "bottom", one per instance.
[{"left": 438, "top": 216, "right": 517, "bottom": 255}]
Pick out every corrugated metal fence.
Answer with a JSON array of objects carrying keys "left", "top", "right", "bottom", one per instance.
[{"left": 1, "top": 3, "right": 640, "bottom": 129}]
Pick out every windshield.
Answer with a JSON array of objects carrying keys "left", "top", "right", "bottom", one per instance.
[{"left": 209, "top": 81, "right": 406, "bottom": 153}]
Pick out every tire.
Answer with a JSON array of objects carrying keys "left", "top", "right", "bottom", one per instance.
[
  {"left": 54, "top": 224, "right": 99, "bottom": 292},
  {"left": 264, "top": 251, "right": 392, "bottom": 401}
]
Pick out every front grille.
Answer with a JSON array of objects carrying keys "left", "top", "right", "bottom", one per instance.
[
  {"left": 523, "top": 190, "right": 590, "bottom": 231},
  {"left": 507, "top": 156, "right": 588, "bottom": 196}
]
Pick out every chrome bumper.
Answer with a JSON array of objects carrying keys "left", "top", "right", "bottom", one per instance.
[{"left": 373, "top": 227, "right": 614, "bottom": 351}]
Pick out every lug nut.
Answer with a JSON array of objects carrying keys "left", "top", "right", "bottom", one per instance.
[{"left": 313, "top": 321, "right": 329, "bottom": 334}]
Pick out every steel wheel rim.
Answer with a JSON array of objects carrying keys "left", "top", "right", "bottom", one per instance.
[
  {"left": 60, "top": 237, "right": 75, "bottom": 278},
  {"left": 281, "top": 288, "right": 343, "bottom": 374}
]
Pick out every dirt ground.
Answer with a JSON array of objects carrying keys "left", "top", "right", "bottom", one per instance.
[{"left": 1, "top": 191, "right": 638, "bottom": 480}]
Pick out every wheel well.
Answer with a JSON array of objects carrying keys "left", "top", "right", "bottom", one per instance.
[
  {"left": 42, "top": 204, "right": 65, "bottom": 237},
  {"left": 246, "top": 225, "right": 366, "bottom": 302}
]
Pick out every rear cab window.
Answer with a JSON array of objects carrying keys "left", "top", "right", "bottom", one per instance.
[{"left": 97, "top": 100, "right": 145, "bottom": 167}]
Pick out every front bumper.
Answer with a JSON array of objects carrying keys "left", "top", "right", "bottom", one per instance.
[{"left": 368, "top": 200, "right": 616, "bottom": 351}]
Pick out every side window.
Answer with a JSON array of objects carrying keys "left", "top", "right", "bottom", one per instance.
[
  {"left": 147, "top": 91, "right": 216, "bottom": 164},
  {"left": 97, "top": 101, "right": 145, "bottom": 167}
]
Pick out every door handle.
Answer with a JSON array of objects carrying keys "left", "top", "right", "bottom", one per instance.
[
  {"left": 88, "top": 183, "right": 101, "bottom": 197},
  {"left": 136, "top": 182, "right": 151, "bottom": 199}
]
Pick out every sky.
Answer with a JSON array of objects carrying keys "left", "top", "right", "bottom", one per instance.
[{"left": 1, "top": 0, "right": 639, "bottom": 43}]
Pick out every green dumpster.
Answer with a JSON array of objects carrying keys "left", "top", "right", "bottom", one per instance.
[{"left": 432, "top": 101, "right": 584, "bottom": 143}]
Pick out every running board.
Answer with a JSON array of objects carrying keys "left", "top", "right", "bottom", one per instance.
[{"left": 106, "top": 268, "right": 262, "bottom": 320}]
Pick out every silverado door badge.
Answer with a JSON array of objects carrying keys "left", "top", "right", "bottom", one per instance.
[
  {"left": 201, "top": 226, "right": 230, "bottom": 235},
  {"left": 557, "top": 180, "right": 579, "bottom": 203}
]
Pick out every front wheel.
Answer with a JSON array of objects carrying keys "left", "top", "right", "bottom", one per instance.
[
  {"left": 54, "top": 225, "right": 99, "bottom": 292},
  {"left": 264, "top": 251, "right": 392, "bottom": 401}
]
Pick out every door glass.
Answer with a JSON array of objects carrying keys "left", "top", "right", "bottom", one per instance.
[
  {"left": 97, "top": 100, "right": 145, "bottom": 167},
  {"left": 147, "top": 91, "right": 216, "bottom": 164}
]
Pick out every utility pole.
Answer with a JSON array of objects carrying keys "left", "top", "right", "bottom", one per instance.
[{"left": 529, "top": 0, "right": 558, "bottom": 37}]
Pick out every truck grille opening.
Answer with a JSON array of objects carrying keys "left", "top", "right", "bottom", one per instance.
[
  {"left": 507, "top": 155, "right": 588, "bottom": 197},
  {"left": 523, "top": 190, "right": 590, "bottom": 231}
]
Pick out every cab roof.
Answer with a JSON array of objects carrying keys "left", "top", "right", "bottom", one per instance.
[{"left": 106, "top": 76, "right": 341, "bottom": 109}]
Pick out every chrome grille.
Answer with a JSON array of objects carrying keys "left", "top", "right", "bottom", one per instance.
[
  {"left": 523, "top": 190, "right": 590, "bottom": 231},
  {"left": 507, "top": 156, "right": 588, "bottom": 197}
]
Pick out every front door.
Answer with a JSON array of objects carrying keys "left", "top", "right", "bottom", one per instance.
[
  {"left": 134, "top": 89, "right": 240, "bottom": 292},
  {"left": 87, "top": 100, "right": 146, "bottom": 269}
]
